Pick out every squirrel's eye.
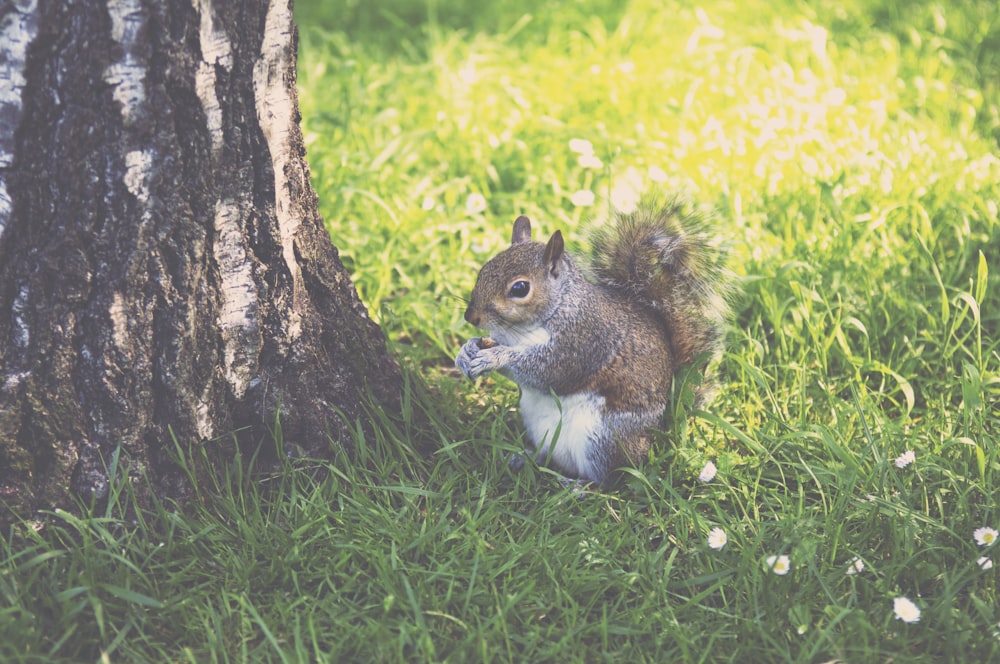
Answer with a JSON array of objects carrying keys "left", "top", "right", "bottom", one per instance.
[{"left": 508, "top": 280, "right": 530, "bottom": 298}]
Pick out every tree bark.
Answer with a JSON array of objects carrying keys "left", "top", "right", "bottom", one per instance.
[{"left": 0, "top": 0, "right": 401, "bottom": 522}]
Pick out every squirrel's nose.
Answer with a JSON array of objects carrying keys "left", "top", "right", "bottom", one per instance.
[{"left": 464, "top": 307, "right": 480, "bottom": 327}]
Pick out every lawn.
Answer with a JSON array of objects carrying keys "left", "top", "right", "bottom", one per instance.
[{"left": 2, "top": 0, "right": 999, "bottom": 661}]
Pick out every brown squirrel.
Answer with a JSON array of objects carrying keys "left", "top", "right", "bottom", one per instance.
[{"left": 455, "top": 199, "right": 732, "bottom": 486}]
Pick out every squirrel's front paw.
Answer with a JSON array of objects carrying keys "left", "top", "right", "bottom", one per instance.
[{"left": 455, "top": 338, "right": 504, "bottom": 379}]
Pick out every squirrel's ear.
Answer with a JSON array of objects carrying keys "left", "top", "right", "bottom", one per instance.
[
  {"left": 543, "top": 230, "right": 565, "bottom": 276},
  {"left": 512, "top": 215, "right": 532, "bottom": 245}
]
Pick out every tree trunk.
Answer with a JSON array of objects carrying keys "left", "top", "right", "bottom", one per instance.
[{"left": 0, "top": 0, "right": 401, "bottom": 522}]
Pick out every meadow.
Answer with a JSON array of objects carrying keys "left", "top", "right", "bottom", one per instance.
[{"left": 2, "top": 0, "right": 998, "bottom": 661}]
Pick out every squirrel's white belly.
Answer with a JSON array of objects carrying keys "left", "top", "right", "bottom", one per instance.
[{"left": 519, "top": 387, "right": 604, "bottom": 480}]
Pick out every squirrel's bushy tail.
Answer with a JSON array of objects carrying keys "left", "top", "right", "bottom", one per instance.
[{"left": 590, "top": 197, "right": 732, "bottom": 371}]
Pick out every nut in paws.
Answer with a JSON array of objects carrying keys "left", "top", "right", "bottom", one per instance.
[{"left": 455, "top": 338, "right": 502, "bottom": 379}]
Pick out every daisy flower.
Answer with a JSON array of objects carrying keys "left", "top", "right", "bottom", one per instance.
[
  {"left": 893, "top": 596, "right": 921, "bottom": 623},
  {"left": 765, "top": 554, "right": 791, "bottom": 575},
  {"left": 465, "top": 193, "right": 487, "bottom": 214},
  {"left": 846, "top": 556, "right": 865, "bottom": 575},
  {"left": 698, "top": 461, "right": 717, "bottom": 483},
  {"left": 420, "top": 196, "right": 435, "bottom": 211},
  {"left": 568, "top": 138, "right": 594, "bottom": 155},
  {"left": 610, "top": 167, "right": 643, "bottom": 214},
  {"left": 974, "top": 527, "right": 998, "bottom": 547},
  {"left": 707, "top": 527, "right": 727, "bottom": 550},
  {"left": 647, "top": 165, "right": 668, "bottom": 183},
  {"left": 894, "top": 450, "right": 915, "bottom": 468},
  {"left": 577, "top": 153, "right": 603, "bottom": 169},
  {"left": 569, "top": 190, "right": 595, "bottom": 207},
  {"left": 977, "top": 556, "right": 993, "bottom": 570}
]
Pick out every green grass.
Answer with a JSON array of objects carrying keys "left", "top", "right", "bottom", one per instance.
[{"left": 3, "top": 0, "right": 1000, "bottom": 660}]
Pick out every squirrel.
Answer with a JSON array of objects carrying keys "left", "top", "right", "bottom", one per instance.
[{"left": 455, "top": 198, "right": 732, "bottom": 486}]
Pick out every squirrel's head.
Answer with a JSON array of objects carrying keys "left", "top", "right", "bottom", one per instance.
[{"left": 464, "top": 215, "right": 567, "bottom": 338}]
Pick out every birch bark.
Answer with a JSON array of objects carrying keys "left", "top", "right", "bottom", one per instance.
[{"left": 0, "top": 0, "right": 400, "bottom": 521}]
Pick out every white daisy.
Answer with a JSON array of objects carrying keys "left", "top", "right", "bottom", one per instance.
[
  {"left": 569, "top": 189, "right": 595, "bottom": 207},
  {"left": 610, "top": 168, "right": 643, "bottom": 214},
  {"left": 647, "top": 165, "right": 668, "bottom": 183},
  {"left": 893, "top": 596, "right": 921, "bottom": 623},
  {"left": 765, "top": 554, "right": 791, "bottom": 575},
  {"left": 568, "top": 138, "right": 594, "bottom": 155},
  {"left": 974, "top": 527, "right": 998, "bottom": 547},
  {"left": 698, "top": 461, "right": 717, "bottom": 483},
  {"left": 707, "top": 527, "right": 727, "bottom": 550},
  {"left": 465, "top": 193, "right": 487, "bottom": 214}
]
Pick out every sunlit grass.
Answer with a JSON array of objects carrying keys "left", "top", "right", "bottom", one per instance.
[
  {"left": 296, "top": 0, "right": 1000, "bottom": 658},
  {"left": 1, "top": 0, "right": 998, "bottom": 661}
]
